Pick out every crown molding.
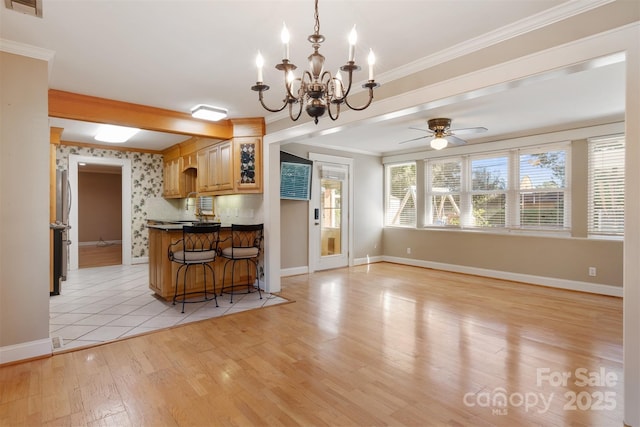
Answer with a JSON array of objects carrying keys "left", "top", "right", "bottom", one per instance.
[
  {"left": 378, "top": 0, "right": 616, "bottom": 84},
  {"left": 265, "top": 0, "right": 614, "bottom": 125},
  {"left": 0, "top": 38, "right": 54, "bottom": 61},
  {"left": 0, "top": 38, "right": 55, "bottom": 80}
]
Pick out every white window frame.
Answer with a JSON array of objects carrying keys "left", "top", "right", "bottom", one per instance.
[
  {"left": 588, "top": 134, "right": 625, "bottom": 239},
  {"left": 425, "top": 157, "right": 463, "bottom": 227},
  {"left": 384, "top": 161, "right": 417, "bottom": 227},
  {"left": 515, "top": 143, "right": 571, "bottom": 231},
  {"left": 420, "top": 142, "right": 571, "bottom": 233},
  {"left": 467, "top": 152, "right": 510, "bottom": 229}
]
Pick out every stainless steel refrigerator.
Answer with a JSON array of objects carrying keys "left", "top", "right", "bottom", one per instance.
[{"left": 50, "top": 170, "right": 71, "bottom": 295}]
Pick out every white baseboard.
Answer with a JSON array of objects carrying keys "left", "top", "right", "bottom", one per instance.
[
  {"left": 281, "top": 266, "right": 309, "bottom": 277},
  {"left": 278, "top": 257, "right": 621, "bottom": 297},
  {"left": 280, "top": 257, "right": 383, "bottom": 276},
  {"left": 78, "top": 240, "right": 123, "bottom": 247},
  {"left": 354, "top": 255, "right": 384, "bottom": 266},
  {"left": 132, "top": 256, "right": 148, "bottom": 265},
  {"left": 383, "top": 256, "right": 623, "bottom": 297},
  {"left": 0, "top": 338, "right": 52, "bottom": 365}
]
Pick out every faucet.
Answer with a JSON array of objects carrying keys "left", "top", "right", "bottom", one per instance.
[{"left": 185, "top": 192, "right": 198, "bottom": 211}]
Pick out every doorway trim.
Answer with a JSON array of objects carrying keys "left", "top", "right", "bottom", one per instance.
[
  {"left": 308, "top": 153, "right": 354, "bottom": 273},
  {"left": 68, "top": 154, "right": 132, "bottom": 270}
]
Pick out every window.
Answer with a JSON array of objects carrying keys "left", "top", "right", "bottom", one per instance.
[
  {"left": 588, "top": 135, "right": 625, "bottom": 237},
  {"left": 385, "top": 162, "right": 416, "bottom": 226},
  {"left": 427, "top": 158, "right": 461, "bottom": 226},
  {"left": 469, "top": 155, "right": 508, "bottom": 228},
  {"left": 419, "top": 143, "right": 570, "bottom": 232},
  {"left": 517, "top": 148, "right": 569, "bottom": 230},
  {"left": 198, "top": 196, "right": 213, "bottom": 215},
  {"left": 426, "top": 155, "right": 509, "bottom": 228}
]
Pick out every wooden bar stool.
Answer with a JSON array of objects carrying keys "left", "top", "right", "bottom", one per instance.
[
  {"left": 168, "top": 224, "right": 220, "bottom": 313},
  {"left": 219, "top": 224, "right": 263, "bottom": 303}
]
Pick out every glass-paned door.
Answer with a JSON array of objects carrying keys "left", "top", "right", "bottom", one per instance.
[
  {"left": 310, "top": 159, "right": 350, "bottom": 271},
  {"left": 321, "top": 176, "right": 342, "bottom": 256}
]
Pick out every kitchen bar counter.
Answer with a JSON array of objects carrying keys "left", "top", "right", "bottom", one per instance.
[
  {"left": 146, "top": 219, "right": 229, "bottom": 231},
  {"left": 147, "top": 221, "right": 259, "bottom": 300}
]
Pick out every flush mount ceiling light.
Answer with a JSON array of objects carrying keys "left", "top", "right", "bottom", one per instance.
[
  {"left": 251, "top": 0, "right": 379, "bottom": 125},
  {"left": 191, "top": 105, "right": 228, "bottom": 121},
  {"left": 94, "top": 124, "right": 140, "bottom": 143}
]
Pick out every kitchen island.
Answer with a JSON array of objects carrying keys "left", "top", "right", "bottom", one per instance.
[{"left": 147, "top": 221, "right": 260, "bottom": 301}]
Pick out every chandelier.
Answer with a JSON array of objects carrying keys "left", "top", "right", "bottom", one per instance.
[{"left": 251, "top": 0, "right": 379, "bottom": 125}]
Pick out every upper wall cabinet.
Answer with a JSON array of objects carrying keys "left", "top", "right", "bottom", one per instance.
[
  {"left": 197, "top": 140, "right": 233, "bottom": 193},
  {"left": 163, "top": 152, "right": 183, "bottom": 198},
  {"left": 196, "top": 137, "right": 262, "bottom": 195},
  {"left": 233, "top": 137, "right": 262, "bottom": 193},
  {"left": 164, "top": 118, "right": 265, "bottom": 197},
  {"left": 162, "top": 138, "right": 198, "bottom": 198}
]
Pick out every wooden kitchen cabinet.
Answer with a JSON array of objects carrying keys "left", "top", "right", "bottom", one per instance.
[
  {"left": 162, "top": 157, "right": 183, "bottom": 198},
  {"left": 233, "top": 137, "right": 262, "bottom": 193},
  {"left": 148, "top": 225, "right": 258, "bottom": 301},
  {"left": 182, "top": 152, "right": 197, "bottom": 170},
  {"left": 163, "top": 156, "right": 196, "bottom": 198},
  {"left": 197, "top": 140, "right": 233, "bottom": 194},
  {"left": 162, "top": 137, "right": 198, "bottom": 198}
]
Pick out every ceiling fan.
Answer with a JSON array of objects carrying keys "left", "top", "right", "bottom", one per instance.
[{"left": 399, "top": 118, "right": 488, "bottom": 150}]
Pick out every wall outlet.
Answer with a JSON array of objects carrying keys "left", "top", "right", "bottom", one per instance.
[
  {"left": 51, "top": 336, "right": 63, "bottom": 349},
  {"left": 406, "top": 247, "right": 411, "bottom": 255},
  {"left": 588, "top": 267, "right": 597, "bottom": 277}
]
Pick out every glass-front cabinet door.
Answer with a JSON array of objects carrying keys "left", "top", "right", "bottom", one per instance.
[{"left": 233, "top": 137, "right": 262, "bottom": 193}]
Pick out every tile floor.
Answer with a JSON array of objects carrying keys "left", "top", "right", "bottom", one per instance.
[{"left": 49, "top": 263, "right": 287, "bottom": 352}]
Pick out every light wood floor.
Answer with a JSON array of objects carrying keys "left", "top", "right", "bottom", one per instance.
[
  {"left": 0, "top": 263, "right": 623, "bottom": 426},
  {"left": 79, "top": 243, "right": 122, "bottom": 268}
]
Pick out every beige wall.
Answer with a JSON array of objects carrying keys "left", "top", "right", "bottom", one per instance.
[
  {"left": 282, "top": 132, "right": 624, "bottom": 287},
  {"left": 383, "top": 133, "right": 624, "bottom": 288},
  {"left": 0, "top": 52, "right": 50, "bottom": 349},
  {"left": 383, "top": 228, "right": 623, "bottom": 286},
  {"left": 280, "top": 143, "right": 383, "bottom": 270},
  {"left": 78, "top": 171, "right": 122, "bottom": 242}
]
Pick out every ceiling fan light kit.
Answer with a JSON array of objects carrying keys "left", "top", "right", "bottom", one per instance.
[
  {"left": 251, "top": 0, "right": 379, "bottom": 124},
  {"left": 428, "top": 118, "right": 453, "bottom": 150},
  {"left": 399, "top": 117, "right": 488, "bottom": 150},
  {"left": 430, "top": 136, "right": 449, "bottom": 150}
]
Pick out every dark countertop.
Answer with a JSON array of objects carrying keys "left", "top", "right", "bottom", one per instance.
[{"left": 146, "top": 220, "right": 228, "bottom": 231}]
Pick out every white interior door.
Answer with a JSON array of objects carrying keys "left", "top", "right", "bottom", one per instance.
[{"left": 309, "top": 154, "right": 352, "bottom": 272}]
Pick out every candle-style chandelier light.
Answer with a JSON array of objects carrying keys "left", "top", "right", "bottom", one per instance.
[{"left": 251, "top": 0, "right": 380, "bottom": 125}]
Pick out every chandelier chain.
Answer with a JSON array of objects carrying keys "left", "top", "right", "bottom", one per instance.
[{"left": 313, "top": 0, "right": 320, "bottom": 35}]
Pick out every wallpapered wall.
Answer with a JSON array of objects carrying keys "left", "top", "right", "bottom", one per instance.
[{"left": 56, "top": 145, "right": 163, "bottom": 258}]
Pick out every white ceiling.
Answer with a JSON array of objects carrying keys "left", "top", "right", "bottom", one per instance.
[{"left": 0, "top": 1, "right": 626, "bottom": 155}]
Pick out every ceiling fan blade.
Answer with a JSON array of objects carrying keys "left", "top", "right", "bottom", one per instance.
[
  {"left": 398, "top": 135, "right": 429, "bottom": 145},
  {"left": 445, "top": 135, "right": 468, "bottom": 146},
  {"left": 450, "top": 126, "right": 488, "bottom": 135},
  {"left": 408, "top": 126, "right": 435, "bottom": 134}
]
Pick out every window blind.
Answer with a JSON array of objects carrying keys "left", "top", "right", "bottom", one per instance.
[
  {"left": 469, "top": 155, "right": 508, "bottom": 227},
  {"left": 385, "top": 162, "right": 416, "bottom": 226},
  {"left": 428, "top": 159, "right": 461, "bottom": 226},
  {"left": 518, "top": 148, "right": 568, "bottom": 229},
  {"left": 588, "top": 135, "right": 625, "bottom": 236}
]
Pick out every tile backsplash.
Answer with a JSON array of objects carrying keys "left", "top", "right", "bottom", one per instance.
[{"left": 215, "top": 194, "right": 264, "bottom": 226}]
